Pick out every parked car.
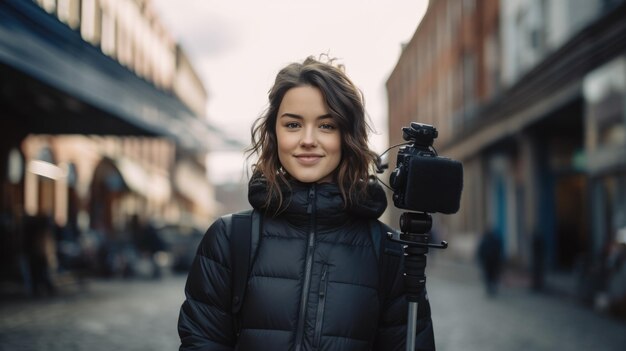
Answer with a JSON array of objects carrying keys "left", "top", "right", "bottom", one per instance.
[{"left": 156, "top": 224, "right": 204, "bottom": 273}]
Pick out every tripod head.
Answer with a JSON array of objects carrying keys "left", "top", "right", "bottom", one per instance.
[
  {"left": 387, "top": 212, "right": 448, "bottom": 249},
  {"left": 387, "top": 212, "right": 448, "bottom": 303}
]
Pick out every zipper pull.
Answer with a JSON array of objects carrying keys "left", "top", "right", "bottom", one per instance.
[
  {"left": 306, "top": 184, "right": 316, "bottom": 214},
  {"left": 319, "top": 270, "right": 327, "bottom": 297}
]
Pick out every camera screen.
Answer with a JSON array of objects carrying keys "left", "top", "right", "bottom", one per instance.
[{"left": 403, "top": 155, "right": 463, "bottom": 214}]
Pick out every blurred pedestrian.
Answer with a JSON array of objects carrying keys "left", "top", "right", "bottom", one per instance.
[
  {"left": 178, "top": 55, "right": 435, "bottom": 350},
  {"left": 131, "top": 215, "right": 165, "bottom": 279},
  {"left": 604, "top": 227, "right": 626, "bottom": 317},
  {"left": 477, "top": 228, "right": 503, "bottom": 296},
  {"left": 531, "top": 228, "right": 545, "bottom": 292},
  {"left": 142, "top": 219, "right": 165, "bottom": 279},
  {"left": 24, "top": 214, "right": 56, "bottom": 297}
]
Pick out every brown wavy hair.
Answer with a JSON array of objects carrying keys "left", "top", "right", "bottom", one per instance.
[{"left": 246, "top": 55, "right": 378, "bottom": 209}]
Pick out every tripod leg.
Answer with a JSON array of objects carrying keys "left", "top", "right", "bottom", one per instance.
[
  {"left": 406, "top": 301, "right": 419, "bottom": 351},
  {"left": 403, "top": 244, "right": 428, "bottom": 351}
]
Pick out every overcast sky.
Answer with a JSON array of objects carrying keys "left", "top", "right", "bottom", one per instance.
[{"left": 151, "top": 0, "right": 429, "bottom": 183}]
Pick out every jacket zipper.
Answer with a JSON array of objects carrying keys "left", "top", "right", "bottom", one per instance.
[
  {"left": 295, "top": 184, "right": 317, "bottom": 351},
  {"left": 313, "top": 264, "right": 329, "bottom": 348}
]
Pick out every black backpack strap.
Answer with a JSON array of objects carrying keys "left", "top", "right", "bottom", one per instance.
[
  {"left": 375, "top": 222, "right": 404, "bottom": 304},
  {"left": 370, "top": 220, "right": 386, "bottom": 304},
  {"left": 250, "top": 210, "right": 261, "bottom": 263},
  {"left": 230, "top": 210, "right": 252, "bottom": 315},
  {"left": 229, "top": 209, "right": 261, "bottom": 323},
  {"left": 369, "top": 219, "right": 382, "bottom": 261}
]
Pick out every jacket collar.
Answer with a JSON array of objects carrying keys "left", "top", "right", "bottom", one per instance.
[{"left": 248, "top": 175, "right": 387, "bottom": 227}]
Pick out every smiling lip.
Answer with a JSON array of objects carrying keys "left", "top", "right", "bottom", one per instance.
[{"left": 294, "top": 154, "right": 323, "bottom": 165}]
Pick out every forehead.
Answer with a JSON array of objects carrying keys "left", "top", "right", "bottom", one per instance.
[{"left": 278, "top": 86, "right": 329, "bottom": 115}]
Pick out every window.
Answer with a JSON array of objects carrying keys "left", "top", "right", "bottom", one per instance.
[
  {"left": 584, "top": 57, "right": 626, "bottom": 151},
  {"left": 463, "top": 53, "right": 476, "bottom": 120},
  {"left": 39, "top": 0, "right": 57, "bottom": 14},
  {"left": 57, "top": 0, "right": 80, "bottom": 29},
  {"left": 101, "top": 9, "right": 116, "bottom": 56},
  {"left": 463, "top": 0, "right": 475, "bottom": 18},
  {"left": 81, "top": 0, "right": 101, "bottom": 45}
]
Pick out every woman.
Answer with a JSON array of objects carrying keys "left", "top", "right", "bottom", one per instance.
[{"left": 178, "top": 56, "right": 435, "bottom": 351}]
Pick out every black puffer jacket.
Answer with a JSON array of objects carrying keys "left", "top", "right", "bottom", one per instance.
[{"left": 178, "top": 178, "right": 435, "bottom": 351}]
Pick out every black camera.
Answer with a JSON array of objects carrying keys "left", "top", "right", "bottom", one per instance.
[{"left": 390, "top": 122, "right": 463, "bottom": 214}]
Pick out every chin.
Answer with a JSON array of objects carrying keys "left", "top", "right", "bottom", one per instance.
[
  {"left": 293, "top": 177, "right": 321, "bottom": 183},
  {"left": 299, "top": 176, "right": 335, "bottom": 184},
  {"left": 290, "top": 173, "right": 327, "bottom": 184}
]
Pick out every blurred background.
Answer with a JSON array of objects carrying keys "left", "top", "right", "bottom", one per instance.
[{"left": 1, "top": 0, "right": 625, "bottom": 350}]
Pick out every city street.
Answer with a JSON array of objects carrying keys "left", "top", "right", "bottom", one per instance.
[
  {"left": 1, "top": 260, "right": 625, "bottom": 351},
  {"left": 2, "top": 1, "right": 626, "bottom": 351}
]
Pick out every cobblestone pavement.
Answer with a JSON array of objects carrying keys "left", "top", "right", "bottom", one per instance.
[
  {"left": 0, "top": 274, "right": 187, "bottom": 351},
  {"left": 1, "top": 261, "right": 625, "bottom": 351}
]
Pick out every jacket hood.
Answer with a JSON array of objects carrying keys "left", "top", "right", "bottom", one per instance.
[{"left": 248, "top": 175, "right": 387, "bottom": 226}]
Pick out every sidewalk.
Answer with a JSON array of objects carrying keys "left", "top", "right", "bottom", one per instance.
[
  {"left": 2, "top": 259, "right": 625, "bottom": 351},
  {"left": 425, "top": 256, "right": 626, "bottom": 351},
  {"left": 0, "top": 274, "right": 186, "bottom": 351},
  {"left": 428, "top": 255, "right": 581, "bottom": 297}
]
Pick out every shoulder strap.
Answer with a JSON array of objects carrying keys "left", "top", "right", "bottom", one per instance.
[
  {"left": 372, "top": 221, "right": 403, "bottom": 304},
  {"left": 230, "top": 209, "right": 261, "bottom": 317},
  {"left": 370, "top": 219, "right": 388, "bottom": 306},
  {"left": 369, "top": 219, "right": 382, "bottom": 261}
]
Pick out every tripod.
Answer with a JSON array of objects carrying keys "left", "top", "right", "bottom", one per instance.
[{"left": 387, "top": 212, "right": 447, "bottom": 351}]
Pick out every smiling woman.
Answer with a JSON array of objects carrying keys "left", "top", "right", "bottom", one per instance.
[
  {"left": 177, "top": 56, "right": 435, "bottom": 351},
  {"left": 247, "top": 56, "right": 379, "bottom": 209}
]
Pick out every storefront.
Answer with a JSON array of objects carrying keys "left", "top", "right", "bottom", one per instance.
[{"left": 583, "top": 55, "right": 626, "bottom": 315}]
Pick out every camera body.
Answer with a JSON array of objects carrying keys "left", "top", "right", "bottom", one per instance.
[{"left": 390, "top": 122, "right": 463, "bottom": 214}]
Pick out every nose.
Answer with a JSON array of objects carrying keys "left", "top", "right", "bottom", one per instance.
[{"left": 300, "top": 126, "right": 317, "bottom": 148}]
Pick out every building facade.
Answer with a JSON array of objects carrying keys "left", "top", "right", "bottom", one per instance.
[
  {"left": 386, "top": 0, "right": 500, "bottom": 255},
  {"left": 0, "top": 0, "right": 231, "bottom": 287},
  {"left": 387, "top": 0, "right": 626, "bottom": 314}
]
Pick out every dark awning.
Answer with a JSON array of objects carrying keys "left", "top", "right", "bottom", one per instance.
[{"left": 0, "top": 0, "right": 243, "bottom": 152}]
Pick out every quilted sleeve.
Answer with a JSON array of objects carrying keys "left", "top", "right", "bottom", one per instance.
[{"left": 178, "top": 217, "right": 236, "bottom": 351}]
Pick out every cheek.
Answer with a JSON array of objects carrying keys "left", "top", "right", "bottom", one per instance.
[
  {"left": 276, "top": 131, "right": 294, "bottom": 160},
  {"left": 328, "top": 135, "right": 342, "bottom": 163},
  {"left": 331, "top": 135, "right": 342, "bottom": 154}
]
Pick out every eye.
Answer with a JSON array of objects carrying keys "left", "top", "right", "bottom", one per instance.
[
  {"left": 285, "top": 122, "right": 301, "bottom": 129},
  {"left": 320, "top": 123, "right": 336, "bottom": 130}
]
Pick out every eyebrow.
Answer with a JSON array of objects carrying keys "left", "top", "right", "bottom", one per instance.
[{"left": 279, "top": 113, "right": 333, "bottom": 120}]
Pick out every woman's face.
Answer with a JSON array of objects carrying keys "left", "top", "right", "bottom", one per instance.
[{"left": 276, "top": 86, "right": 342, "bottom": 183}]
